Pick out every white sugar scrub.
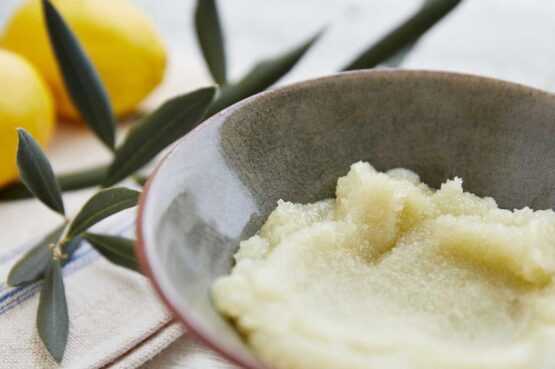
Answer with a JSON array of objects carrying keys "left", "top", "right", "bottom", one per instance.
[{"left": 212, "top": 161, "right": 555, "bottom": 369}]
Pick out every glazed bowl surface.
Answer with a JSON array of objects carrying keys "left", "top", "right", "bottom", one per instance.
[{"left": 137, "top": 70, "right": 555, "bottom": 369}]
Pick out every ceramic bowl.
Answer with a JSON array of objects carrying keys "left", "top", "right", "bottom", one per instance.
[{"left": 136, "top": 70, "right": 555, "bottom": 369}]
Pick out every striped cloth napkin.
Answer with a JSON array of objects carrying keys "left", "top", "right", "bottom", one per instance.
[{"left": 0, "top": 209, "right": 186, "bottom": 369}]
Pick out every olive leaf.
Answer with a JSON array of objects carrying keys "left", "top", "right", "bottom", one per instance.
[
  {"left": 343, "top": 0, "right": 462, "bottom": 70},
  {"left": 381, "top": 43, "right": 416, "bottom": 68},
  {"left": 195, "top": 0, "right": 227, "bottom": 85},
  {"left": 83, "top": 233, "right": 140, "bottom": 272},
  {"left": 7, "top": 229, "right": 83, "bottom": 287},
  {"left": 7, "top": 225, "right": 65, "bottom": 287},
  {"left": 16, "top": 129, "right": 65, "bottom": 215},
  {"left": 61, "top": 236, "right": 83, "bottom": 262},
  {"left": 132, "top": 175, "right": 148, "bottom": 187},
  {"left": 0, "top": 164, "right": 108, "bottom": 201},
  {"left": 67, "top": 188, "right": 140, "bottom": 238},
  {"left": 103, "top": 87, "right": 217, "bottom": 187},
  {"left": 42, "top": 0, "right": 116, "bottom": 149},
  {"left": 206, "top": 30, "right": 323, "bottom": 116},
  {"left": 37, "top": 257, "right": 69, "bottom": 363}
]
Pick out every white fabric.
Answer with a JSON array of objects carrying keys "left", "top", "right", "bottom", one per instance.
[
  {"left": 109, "top": 323, "right": 184, "bottom": 369},
  {"left": 0, "top": 212, "right": 180, "bottom": 369},
  {"left": 139, "top": 334, "right": 237, "bottom": 369}
]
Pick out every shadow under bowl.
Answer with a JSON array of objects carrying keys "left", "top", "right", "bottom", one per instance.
[{"left": 137, "top": 69, "right": 555, "bottom": 369}]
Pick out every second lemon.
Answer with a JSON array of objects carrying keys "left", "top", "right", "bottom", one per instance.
[
  {"left": 1, "top": 0, "right": 167, "bottom": 120},
  {"left": 0, "top": 49, "right": 54, "bottom": 187}
]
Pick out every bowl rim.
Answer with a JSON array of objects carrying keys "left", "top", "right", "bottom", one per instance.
[{"left": 135, "top": 68, "right": 554, "bottom": 369}]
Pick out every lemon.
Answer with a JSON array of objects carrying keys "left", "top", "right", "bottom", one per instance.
[
  {"left": 0, "top": 49, "right": 55, "bottom": 187},
  {"left": 1, "top": 0, "right": 167, "bottom": 120}
]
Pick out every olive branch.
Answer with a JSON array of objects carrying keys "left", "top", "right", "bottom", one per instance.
[{"left": 1, "top": 0, "right": 461, "bottom": 362}]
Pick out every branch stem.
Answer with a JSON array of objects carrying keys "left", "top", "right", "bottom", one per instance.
[{"left": 0, "top": 164, "right": 109, "bottom": 201}]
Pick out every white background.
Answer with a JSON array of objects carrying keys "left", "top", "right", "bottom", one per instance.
[{"left": 2, "top": 1, "right": 555, "bottom": 92}]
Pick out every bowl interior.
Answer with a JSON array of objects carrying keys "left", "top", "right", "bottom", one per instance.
[{"left": 138, "top": 70, "right": 555, "bottom": 369}]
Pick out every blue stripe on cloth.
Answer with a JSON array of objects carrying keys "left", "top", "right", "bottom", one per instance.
[
  {"left": 0, "top": 246, "right": 95, "bottom": 304},
  {"left": 0, "top": 248, "right": 100, "bottom": 316},
  {"left": 0, "top": 219, "right": 136, "bottom": 315}
]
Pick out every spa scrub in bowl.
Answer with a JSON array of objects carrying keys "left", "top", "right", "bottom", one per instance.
[{"left": 212, "top": 162, "right": 555, "bottom": 369}]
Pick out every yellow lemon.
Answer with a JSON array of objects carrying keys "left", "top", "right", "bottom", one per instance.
[
  {"left": 0, "top": 49, "right": 55, "bottom": 187},
  {"left": 1, "top": 0, "right": 167, "bottom": 120}
]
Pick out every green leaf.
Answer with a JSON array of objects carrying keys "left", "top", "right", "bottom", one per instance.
[
  {"left": 83, "top": 233, "right": 140, "bottom": 272},
  {"left": 16, "top": 128, "right": 65, "bottom": 215},
  {"left": 42, "top": 0, "right": 116, "bottom": 149},
  {"left": 381, "top": 43, "right": 416, "bottom": 68},
  {"left": 62, "top": 236, "right": 83, "bottom": 261},
  {"left": 7, "top": 225, "right": 65, "bottom": 287},
  {"left": 7, "top": 228, "right": 83, "bottom": 287},
  {"left": 206, "top": 30, "right": 323, "bottom": 116},
  {"left": 37, "top": 258, "right": 69, "bottom": 363},
  {"left": 195, "top": 0, "right": 227, "bottom": 84},
  {"left": 103, "top": 87, "right": 217, "bottom": 187},
  {"left": 67, "top": 188, "right": 140, "bottom": 238},
  {"left": 132, "top": 174, "right": 148, "bottom": 187},
  {"left": 342, "top": 0, "right": 462, "bottom": 70},
  {"left": 0, "top": 164, "right": 108, "bottom": 201}
]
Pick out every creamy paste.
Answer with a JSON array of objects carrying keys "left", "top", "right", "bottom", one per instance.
[{"left": 212, "top": 162, "right": 555, "bottom": 369}]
